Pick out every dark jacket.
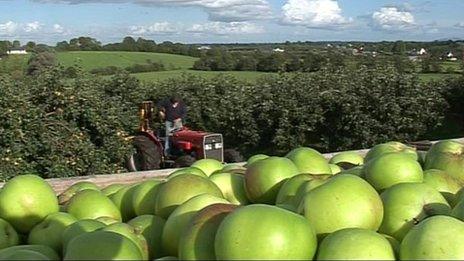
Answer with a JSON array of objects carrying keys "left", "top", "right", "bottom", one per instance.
[{"left": 157, "top": 99, "right": 187, "bottom": 122}]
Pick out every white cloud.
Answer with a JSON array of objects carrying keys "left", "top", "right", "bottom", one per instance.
[
  {"left": 53, "top": 24, "right": 66, "bottom": 33},
  {"left": 281, "top": 0, "right": 351, "bottom": 29},
  {"left": 187, "top": 22, "right": 265, "bottom": 35},
  {"left": 23, "top": 21, "right": 42, "bottom": 32},
  {"left": 32, "top": 0, "right": 274, "bottom": 22},
  {"left": 371, "top": 7, "right": 416, "bottom": 31},
  {"left": 129, "top": 22, "right": 179, "bottom": 35},
  {"left": 455, "top": 22, "right": 464, "bottom": 28},
  {"left": 0, "top": 21, "right": 19, "bottom": 36}
]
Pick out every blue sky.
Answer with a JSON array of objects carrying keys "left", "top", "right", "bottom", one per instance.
[{"left": 0, "top": 0, "right": 463, "bottom": 44}]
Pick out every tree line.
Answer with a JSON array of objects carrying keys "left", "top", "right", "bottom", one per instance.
[{"left": 55, "top": 36, "right": 202, "bottom": 57}]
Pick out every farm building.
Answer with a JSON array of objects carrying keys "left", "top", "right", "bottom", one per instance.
[
  {"left": 197, "top": 46, "right": 211, "bottom": 50},
  {"left": 273, "top": 48, "right": 285, "bottom": 53},
  {"left": 418, "top": 48, "right": 427, "bottom": 55},
  {"left": 7, "top": 48, "right": 28, "bottom": 55},
  {"left": 446, "top": 52, "right": 458, "bottom": 61}
]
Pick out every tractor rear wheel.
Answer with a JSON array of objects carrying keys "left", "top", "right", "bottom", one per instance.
[{"left": 127, "top": 135, "right": 162, "bottom": 172}]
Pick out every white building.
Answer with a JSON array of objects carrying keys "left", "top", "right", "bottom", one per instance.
[
  {"left": 447, "top": 52, "right": 458, "bottom": 61},
  {"left": 197, "top": 46, "right": 211, "bottom": 51},
  {"left": 7, "top": 48, "right": 28, "bottom": 55},
  {"left": 273, "top": 48, "right": 285, "bottom": 53},
  {"left": 418, "top": 48, "right": 427, "bottom": 55}
]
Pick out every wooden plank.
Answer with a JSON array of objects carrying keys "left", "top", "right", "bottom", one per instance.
[{"left": 2, "top": 138, "right": 463, "bottom": 194}]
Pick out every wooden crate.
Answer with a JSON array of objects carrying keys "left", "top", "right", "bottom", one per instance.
[{"left": 2, "top": 138, "right": 463, "bottom": 194}]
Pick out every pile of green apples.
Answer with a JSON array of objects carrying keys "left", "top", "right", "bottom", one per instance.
[{"left": 0, "top": 140, "right": 464, "bottom": 260}]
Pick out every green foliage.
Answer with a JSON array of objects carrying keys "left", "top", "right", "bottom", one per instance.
[
  {"left": 0, "top": 41, "right": 10, "bottom": 56},
  {"left": 146, "top": 65, "right": 447, "bottom": 155},
  {"left": 421, "top": 56, "right": 442, "bottom": 73},
  {"left": 0, "top": 68, "right": 135, "bottom": 180},
  {"left": 0, "top": 64, "right": 453, "bottom": 179},
  {"left": 392, "top": 41, "right": 406, "bottom": 55},
  {"left": 26, "top": 52, "right": 57, "bottom": 76}
]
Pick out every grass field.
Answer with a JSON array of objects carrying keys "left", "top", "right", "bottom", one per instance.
[
  {"left": 56, "top": 51, "right": 198, "bottom": 70},
  {"left": 0, "top": 51, "right": 462, "bottom": 83}
]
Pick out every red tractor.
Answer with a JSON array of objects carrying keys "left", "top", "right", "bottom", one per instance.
[{"left": 127, "top": 101, "right": 242, "bottom": 171}]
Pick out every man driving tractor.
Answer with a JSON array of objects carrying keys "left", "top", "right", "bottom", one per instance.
[{"left": 157, "top": 95, "right": 187, "bottom": 154}]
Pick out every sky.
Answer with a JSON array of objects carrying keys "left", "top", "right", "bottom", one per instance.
[{"left": 0, "top": 0, "right": 464, "bottom": 44}]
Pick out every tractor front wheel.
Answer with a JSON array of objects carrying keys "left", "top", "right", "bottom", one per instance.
[
  {"left": 127, "top": 135, "right": 162, "bottom": 172},
  {"left": 174, "top": 155, "right": 196, "bottom": 168},
  {"left": 224, "top": 149, "right": 244, "bottom": 163}
]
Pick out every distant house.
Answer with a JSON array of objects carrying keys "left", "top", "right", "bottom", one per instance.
[
  {"left": 352, "top": 47, "right": 364, "bottom": 56},
  {"left": 197, "top": 46, "right": 211, "bottom": 51},
  {"left": 446, "top": 52, "right": 458, "bottom": 61},
  {"left": 7, "top": 48, "right": 28, "bottom": 55},
  {"left": 273, "top": 48, "right": 285, "bottom": 53},
  {"left": 418, "top": 48, "right": 427, "bottom": 56}
]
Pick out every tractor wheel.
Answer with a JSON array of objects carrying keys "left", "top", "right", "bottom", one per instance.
[
  {"left": 127, "top": 135, "right": 162, "bottom": 172},
  {"left": 224, "top": 149, "right": 244, "bottom": 163},
  {"left": 174, "top": 155, "right": 196, "bottom": 168}
]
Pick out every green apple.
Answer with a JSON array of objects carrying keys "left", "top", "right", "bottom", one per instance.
[
  {"left": 364, "top": 141, "right": 418, "bottom": 162},
  {"left": 425, "top": 140, "right": 464, "bottom": 183},
  {"left": 168, "top": 167, "right": 207, "bottom": 179},
  {"left": 285, "top": 147, "right": 331, "bottom": 174},
  {"left": 102, "top": 222, "right": 149, "bottom": 260},
  {"left": 292, "top": 175, "right": 331, "bottom": 210},
  {"left": 317, "top": 228, "right": 395, "bottom": 260},
  {"left": 0, "top": 245, "right": 59, "bottom": 260},
  {"left": 276, "top": 174, "right": 331, "bottom": 212},
  {"left": 209, "top": 172, "right": 249, "bottom": 205},
  {"left": 191, "top": 159, "right": 223, "bottom": 176},
  {"left": 329, "top": 151, "right": 364, "bottom": 166},
  {"left": 451, "top": 198, "right": 464, "bottom": 221},
  {"left": 245, "top": 156, "right": 299, "bottom": 204},
  {"left": 379, "top": 182, "right": 450, "bottom": 241},
  {"left": 299, "top": 174, "right": 383, "bottom": 238},
  {"left": 28, "top": 212, "right": 77, "bottom": 253},
  {"left": 62, "top": 219, "right": 106, "bottom": 252},
  {"left": 382, "top": 234, "right": 400, "bottom": 258},
  {"left": 96, "top": 216, "right": 120, "bottom": 225},
  {"left": 131, "top": 180, "right": 163, "bottom": 216},
  {"left": 66, "top": 189, "right": 121, "bottom": 221},
  {"left": 101, "top": 183, "right": 126, "bottom": 197},
  {"left": 246, "top": 154, "right": 269, "bottom": 166},
  {"left": 329, "top": 164, "right": 342, "bottom": 174},
  {"left": 1, "top": 249, "right": 49, "bottom": 260},
  {"left": 423, "top": 169, "right": 463, "bottom": 204},
  {"left": 127, "top": 215, "right": 166, "bottom": 259},
  {"left": 0, "top": 174, "right": 59, "bottom": 233},
  {"left": 108, "top": 184, "right": 138, "bottom": 221},
  {"left": 400, "top": 215, "right": 464, "bottom": 259},
  {"left": 0, "top": 218, "right": 19, "bottom": 250},
  {"left": 64, "top": 230, "right": 143, "bottom": 260},
  {"left": 215, "top": 204, "right": 317, "bottom": 260},
  {"left": 454, "top": 187, "right": 464, "bottom": 206},
  {"left": 363, "top": 152, "right": 423, "bottom": 191},
  {"left": 58, "top": 181, "right": 100, "bottom": 205},
  {"left": 162, "top": 194, "right": 229, "bottom": 256},
  {"left": 178, "top": 204, "right": 237, "bottom": 260},
  {"left": 154, "top": 175, "right": 223, "bottom": 219}
]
